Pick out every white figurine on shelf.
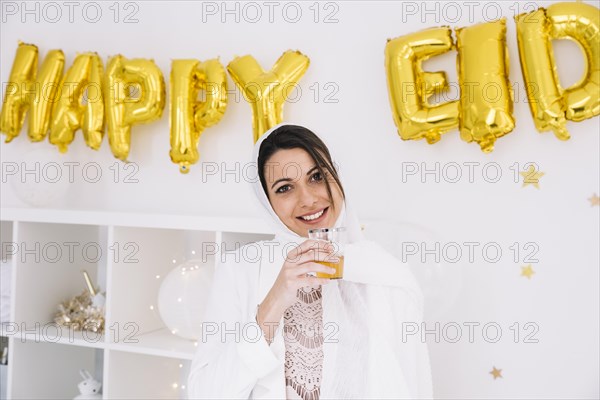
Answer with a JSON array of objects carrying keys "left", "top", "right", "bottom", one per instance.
[{"left": 74, "top": 369, "right": 102, "bottom": 400}]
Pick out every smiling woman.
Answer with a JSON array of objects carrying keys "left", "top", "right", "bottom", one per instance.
[
  {"left": 258, "top": 127, "right": 346, "bottom": 237},
  {"left": 187, "top": 123, "right": 433, "bottom": 400}
]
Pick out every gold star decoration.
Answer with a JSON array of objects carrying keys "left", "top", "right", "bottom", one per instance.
[
  {"left": 521, "top": 264, "right": 536, "bottom": 279},
  {"left": 490, "top": 366, "right": 503, "bottom": 380},
  {"left": 588, "top": 193, "right": 599, "bottom": 207},
  {"left": 520, "top": 165, "right": 544, "bottom": 189}
]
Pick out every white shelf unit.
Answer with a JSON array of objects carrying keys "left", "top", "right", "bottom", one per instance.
[{"left": 0, "top": 207, "right": 274, "bottom": 399}]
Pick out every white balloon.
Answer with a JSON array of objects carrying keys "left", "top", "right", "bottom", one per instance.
[{"left": 157, "top": 259, "right": 214, "bottom": 340}]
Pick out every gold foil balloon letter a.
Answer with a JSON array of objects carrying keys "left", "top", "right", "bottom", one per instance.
[{"left": 50, "top": 53, "right": 105, "bottom": 153}]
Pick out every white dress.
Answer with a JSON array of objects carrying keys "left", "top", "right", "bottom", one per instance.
[{"left": 187, "top": 239, "right": 434, "bottom": 399}]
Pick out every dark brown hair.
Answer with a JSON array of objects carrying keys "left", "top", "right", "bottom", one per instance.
[{"left": 258, "top": 125, "right": 345, "bottom": 211}]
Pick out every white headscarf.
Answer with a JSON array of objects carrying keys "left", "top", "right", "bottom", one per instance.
[{"left": 250, "top": 122, "right": 364, "bottom": 246}]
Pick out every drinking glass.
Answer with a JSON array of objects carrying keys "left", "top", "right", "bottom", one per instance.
[{"left": 307, "top": 227, "right": 346, "bottom": 279}]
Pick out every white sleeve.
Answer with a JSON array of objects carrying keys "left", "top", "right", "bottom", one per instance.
[
  {"left": 392, "top": 286, "right": 434, "bottom": 399},
  {"left": 187, "top": 252, "right": 284, "bottom": 399},
  {"left": 344, "top": 241, "right": 412, "bottom": 287},
  {"left": 364, "top": 283, "right": 434, "bottom": 400},
  {"left": 347, "top": 240, "right": 434, "bottom": 399}
]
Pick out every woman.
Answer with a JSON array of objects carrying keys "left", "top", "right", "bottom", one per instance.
[{"left": 187, "top": 123, "right": 433, "bottom": 399}]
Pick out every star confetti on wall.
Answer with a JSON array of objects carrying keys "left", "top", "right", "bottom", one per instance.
[
  {"left": 490, "top": 366, "right": 503, "bottom": 380},
  {"left": 588, "top": 193, "right": 599, "bottom": 207},
  {"left": 521, "top": 264, "right": 536, "bottom": 279},
  {"left": 520, "top": 165, "right": 545, "bottom": 189}
]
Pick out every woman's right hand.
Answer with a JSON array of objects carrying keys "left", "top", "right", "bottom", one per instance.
[
  {"left": 256, "top": 239, "right": 338, "bottom": 342},
  {"left": 269, "top": 239, "right": 338, "bottom": 309}
]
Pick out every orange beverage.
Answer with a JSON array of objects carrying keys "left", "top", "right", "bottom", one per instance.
[
  {"left": 315, "top": 255, "right": 344, "bottom": 279},
  {"left": 308, "top": 227, "right": 346, "bottom": 280}
]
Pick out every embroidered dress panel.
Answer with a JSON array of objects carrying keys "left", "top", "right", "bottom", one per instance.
[{"left": 284, "top": 286, "right": 324, "bottom": 400}]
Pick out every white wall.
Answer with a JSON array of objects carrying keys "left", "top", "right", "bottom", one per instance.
[{"left": 1, "top": 1, "right": 599, "bottom": 398}]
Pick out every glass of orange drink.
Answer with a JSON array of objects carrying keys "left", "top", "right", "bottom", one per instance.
[{"left": 308, "top": 227, "right": 346, "bottom": 279}]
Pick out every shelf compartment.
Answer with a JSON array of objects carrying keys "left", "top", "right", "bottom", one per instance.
[
  {"left": 12, "top": 222, "right": 106, "bottom": 334},
  {"left": 108, "top": 226, "right": 216, "bottom": 344},
  {"left": 9, "top": 340, "right": 101, "bottom": 399},
  {"left": 105, "top": 350, "right": 190, "bottom": 399}
]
